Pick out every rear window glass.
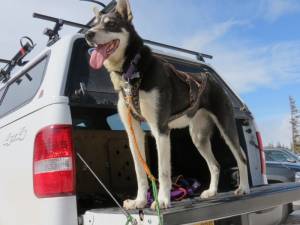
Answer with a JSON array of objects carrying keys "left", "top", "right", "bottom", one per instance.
[
  {"left": 66, "top": 39, "right": 207, "bottom": 107},
  {"left": 265, "top": 151, "right": 290, "bottom": 162},
  {"left": 0, "top": 56, "right": 48, "bottom": 117},
  {"left": 66, "top": 39, "right": 116, "bottom": 106},
  {"left": 68, "top": 38, "right": 243, "bottom": 117},
  {"left": 106, "top": 113, "right": 150, "bottom": 131}
]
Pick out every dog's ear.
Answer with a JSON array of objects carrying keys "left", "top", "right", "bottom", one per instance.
[
  {"left": 93, "top": 7, "right": 102, "bottom": 19},
  {"left": 116, "top": 0, "right": 133, "bottom": 22}
]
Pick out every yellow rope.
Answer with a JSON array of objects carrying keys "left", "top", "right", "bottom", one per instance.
[
  {"left": 125, "top": 96, "right": 163, "bottom": 225},
  {"left": 126, "top": 96, "right": 156, "bottom": 181}
]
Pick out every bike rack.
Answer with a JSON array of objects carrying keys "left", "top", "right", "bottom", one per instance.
[{"left": 0, "top": 37, "right": 35, "bottom": 83}]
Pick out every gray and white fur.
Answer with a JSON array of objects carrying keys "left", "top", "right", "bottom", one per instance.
[{"left": 86, "top": 0, "right": 250, "bottom": 210}]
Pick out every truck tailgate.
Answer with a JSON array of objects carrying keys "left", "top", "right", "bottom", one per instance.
[{"left": 82, "top": 182, "right": 300, "bottom": 225}]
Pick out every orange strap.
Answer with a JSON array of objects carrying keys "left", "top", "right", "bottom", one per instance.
[{"left": 126, "top": 96, "right": 156, "bottom": 181}]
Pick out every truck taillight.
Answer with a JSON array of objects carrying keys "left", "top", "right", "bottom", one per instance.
[
  {"left": 33, "top": 125, "right": 75, "bottom": 198},
  {"left": 256, "top": 131, "right": 267, "bottom": 177}
]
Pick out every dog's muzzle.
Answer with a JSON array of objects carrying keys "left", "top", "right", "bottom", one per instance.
[{"left": 85, "top": 31, "right": 95, "bottom": 42}]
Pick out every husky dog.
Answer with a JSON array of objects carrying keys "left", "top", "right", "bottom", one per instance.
[{"left": 86, "top": 0, "right": 250, "bottom": 210}]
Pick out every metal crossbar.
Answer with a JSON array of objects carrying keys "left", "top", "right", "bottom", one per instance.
[
  {"left": 33, "top": 13, "right": 91, "bottom": 29},
  {"left": 0, "top": 59, "right": 10, "bottom": 64},
  {"left": 33, "top": 0, "right": 212, "bottom": 61},
  {"left": 144, "top": 39, "right": 213, "bottom": 62}
]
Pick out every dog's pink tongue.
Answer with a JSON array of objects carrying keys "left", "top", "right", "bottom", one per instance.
[{"left": 89, "top": 46, "right": 109, "bottom": 70}]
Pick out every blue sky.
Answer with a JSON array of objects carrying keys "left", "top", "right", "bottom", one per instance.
[{"left": 0, "top": 0, "right": 299, "bottom": 146}]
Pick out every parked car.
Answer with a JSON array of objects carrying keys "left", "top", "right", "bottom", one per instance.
[
  {"left": 265, "top": 148, "right": 300, "bottom": 164},
  {"left": 265, "top": 148, "right": 300, "bottom": 183},
  {"left": 266, "top": 160, "right": 300, "bottom": 183},
  {"left": 296, "top": 152, "right": 300, "bottom": 160},
  {"left": 1, "top": 3, "right": 300, "bottom": 225}
]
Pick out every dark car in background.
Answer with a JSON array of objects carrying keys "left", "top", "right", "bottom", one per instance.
[
  {"left": 265, "top": 148, "right": 300, "bottom": 183},
  {"left": 265, "top": 148, "right": 300, "bottom": 163}
]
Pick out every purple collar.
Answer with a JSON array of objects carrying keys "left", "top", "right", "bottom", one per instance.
[{"left": 123, "top": 53, "right": 141, "bottom": 81}]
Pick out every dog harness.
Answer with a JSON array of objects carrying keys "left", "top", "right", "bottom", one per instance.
[
  {"left": 167, "top": 65, "right": 208, "bottom": 122},
  {"left": 120, "top": 54, "right": 208, "bottom": 123},
  {"left": 121, "top": 53, "right": 145, "bottom": 121}
]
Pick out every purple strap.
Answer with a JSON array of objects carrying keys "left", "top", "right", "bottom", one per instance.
[
  {"left": 123, "top": 53, "right": 141, "bottom": 81},
  {"left": 147, "top": 178, "right": 201, "bottom": 205}
]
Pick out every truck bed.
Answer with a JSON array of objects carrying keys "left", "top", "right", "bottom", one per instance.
[{"left": 82, "top": 182, "right": 300, "bottom": 225}]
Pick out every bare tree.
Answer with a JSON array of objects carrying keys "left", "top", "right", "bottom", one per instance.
[{"left": 289, "top": 96, "right": 300, "bottom": 153}]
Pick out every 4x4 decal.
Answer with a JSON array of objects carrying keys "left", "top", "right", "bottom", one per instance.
[{"left": 3, "top": 127, "right": 27, "bottom": 147}]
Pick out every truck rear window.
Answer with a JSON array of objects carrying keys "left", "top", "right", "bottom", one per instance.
[
  {"left": 66, "top": 39, "right": 209, "bottom": 108},
  {"left": 0, "top": 56, "right": 48, "bottom": 118}
]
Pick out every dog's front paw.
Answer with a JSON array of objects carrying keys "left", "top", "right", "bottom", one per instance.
[
  {"left": 150, "top": 196, "right": 170, "bottom": 210},
  {"left": 200, "top": 189, "right": 217, "bottom": 199},
  {"left": 123, "top": 198, "right": 147, "bottom": 210},
  {"left": 234, "top": 185, "right": 250, "bottom": 196}
]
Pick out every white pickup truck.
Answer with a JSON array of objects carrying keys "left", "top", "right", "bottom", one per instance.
[{"left": 1, "top": 7, "right": 300, "bottom": 225}]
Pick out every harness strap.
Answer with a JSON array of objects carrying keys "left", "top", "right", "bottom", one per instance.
[
  {"left": 120, "top": 52, "right": 145, "bottom": 122},
  {"left": 123, "top": 53, "right": 142, "bottom": 81},
  {"left": 167, "top": 64, "right": 208, "bottom": 122},
  {"left": 121, "top": 80, "right": 145, "bottom": 122},
  {"left": 120, "top": 54, "right": 208, "bottom": 124}
]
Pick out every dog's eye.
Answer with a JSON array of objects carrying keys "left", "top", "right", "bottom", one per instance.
[{"left": 107, "top": 21, "right": 117, "bottom": 27}]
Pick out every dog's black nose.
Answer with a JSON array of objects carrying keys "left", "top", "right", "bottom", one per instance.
[{"left": 85, "top": 31, "right": 95, "bottom": 40}]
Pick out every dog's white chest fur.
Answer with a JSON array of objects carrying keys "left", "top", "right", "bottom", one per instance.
[
  {"left": 109, "top": 76, "right": 159, "bottom": 126},
  {"left": 109, "top": 71, "right": 125, "bottom": 91},
  {"left": 139, "top": 89, "right": 159, "bottom": 125}
]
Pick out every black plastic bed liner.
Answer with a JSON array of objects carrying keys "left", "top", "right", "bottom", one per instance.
[{"left": 82, "top": 182, "right": 300, "bottom": 225}]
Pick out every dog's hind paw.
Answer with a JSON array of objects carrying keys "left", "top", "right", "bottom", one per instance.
[
  {"left": 234, "top": 186, "right": 250, "bottom": 196},
  {"left": 150, "top": 197, "right": 170, "bottom": 210},
  {"left": 123, "top": 199, "right": 147, "bottom": 210},
  {"left": 200, "top": 189, "right": 217, "bottom": 199}
]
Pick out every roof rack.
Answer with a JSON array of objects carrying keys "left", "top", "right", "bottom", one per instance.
[
  {"left": 34, "top": 1, "right": 117, "bottom": 46},
  {"left": 34, "top": 0, "right": 212, "bottom": 62},
  {"left": 0, "top": 59, "right": 10, "bottom": 64},
  {"left": 33, "top": 13, "right": 91, "bottom": 47},
  {"left": 77, "top": 0, "right": 212, "bottom": 62},
  {"left": 80, "top": 0, "right": 106, "bottom": 8},
  {"left": 33, "top": 13, "right": 90, "bottom": 30},
  {"left": 144, "top": 39, "right": 212, "bottom": 62},
  {"left": 78, "top": 0, "right": 117, "bottom": 33}
]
